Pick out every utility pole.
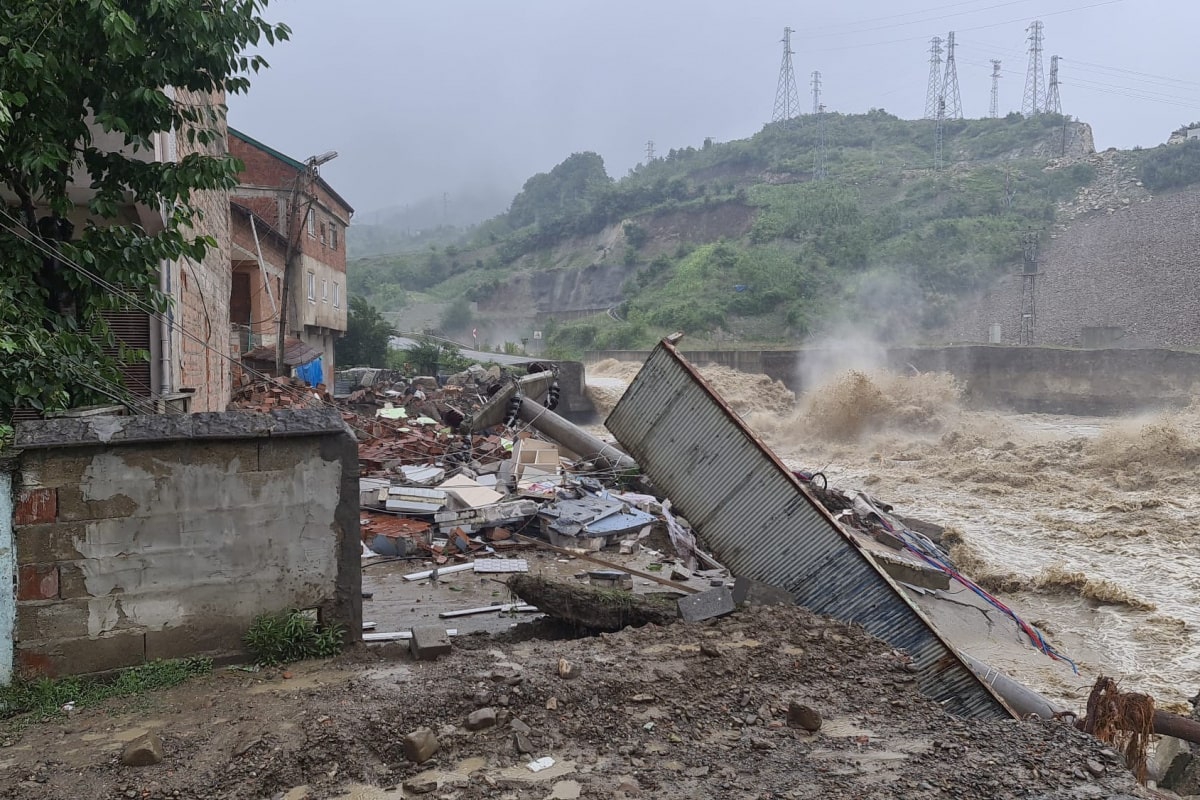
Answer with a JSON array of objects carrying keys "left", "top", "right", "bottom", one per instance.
[
  {"left": 645, "top": 139, "right": 655, "bottom": 162},
  {"left": 1022, "top": 20, "right": 1045, "bottom": 116},
  {"left": 1019, "top": 231, "right": 1040, "bottom": 346},
  {"left": 924, "top": 36, "right": 944, "bottom": 120},
  {"left": 941, "top": 31, "right": 963, "bottom": 120},
  {"left": 813, "top": 103, "right": 829, "bottom": 180},
  {"left": 810, "top": 70, "right": 822, "bottom": 115},
  {"left": 772, "top": 27, "right": 801, "bottom": 123},
  {"left": 276, "top": 151, "right": 338, "bottom": 377},
  {"left": 990, "top": 60, "right": 1002, "bottom": 118},
  {"left": 1047, "top": 55, "right": 1062, "bottom": 115}
]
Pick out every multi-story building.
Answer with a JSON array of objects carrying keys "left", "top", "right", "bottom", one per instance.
[{"left": 227, "top": 129, "right": 353, "bottom": 387}]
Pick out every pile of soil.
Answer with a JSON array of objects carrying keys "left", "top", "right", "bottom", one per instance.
[{"left": 0, "top": 605, "right": 1150, "bottom": 800}]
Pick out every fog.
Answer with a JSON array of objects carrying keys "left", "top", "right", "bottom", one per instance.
[{"left": 229, "top": 0, "right": 1200, "bottom": 222}]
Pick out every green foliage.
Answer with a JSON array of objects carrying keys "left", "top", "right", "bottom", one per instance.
[
  {"left": 0, "top": 1, "right": 288, "bottom": 416},
  {"left": 0, "top": 658, "right": 211, "bottom": 721},
  {"left": 623, "top": 221, "right": 649, "bottom": 250},
  {"left": 392, "top": 339, "right": 470, "bottom": 375},
  {"left": 1140, "top": 140, "right": 1200, "bottom": 191},
  {"left": 0, "top": 423, "right": 12, "bottom": 449},
  {"left": 243, "top": 609, "right": 345, "bottom": 667},
  {"left": 335, "top": 296, "right": 396, "bottom": 368}
]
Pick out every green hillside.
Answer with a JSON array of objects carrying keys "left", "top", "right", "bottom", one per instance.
[{"left": 349, "top": 110, "right": 1102, "bottom": 356}]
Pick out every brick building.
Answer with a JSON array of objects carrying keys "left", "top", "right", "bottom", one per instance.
[{"left": 228, "top": 129, "right": 354, "bottom": 386}]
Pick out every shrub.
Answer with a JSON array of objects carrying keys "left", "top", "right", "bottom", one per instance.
[{"left": 243, "top": 609, "right": 345, "bottom": 667}]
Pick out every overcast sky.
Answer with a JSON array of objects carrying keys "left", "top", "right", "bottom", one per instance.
[{"left": 229, "top": 0, "right": 1200, "bottom": 221}]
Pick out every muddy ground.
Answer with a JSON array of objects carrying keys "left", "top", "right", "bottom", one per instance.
[{"left": 0, "top": 604, "right": 1153, "bottom": 800}]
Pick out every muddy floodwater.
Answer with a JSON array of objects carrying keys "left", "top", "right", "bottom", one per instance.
[{"left": 586, "top": 358, "right": 1200, "bottom": 712}]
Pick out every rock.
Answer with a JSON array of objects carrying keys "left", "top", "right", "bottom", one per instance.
[
  {"left": 546, "top": 697, "right": 559, "bottom": 710},
  {"left": 466, "top": 707, "right": 497, "bottom": 731},
  {"left": 473, "top": 690, "right": 493, "bottom": 707},
  {"left": 558, "top": 658, "right": 580, "bottom": 680},
  {"left": 1085, "top": 759, "right": 1105, "bottom": 777},
  {"left": 120, "top": 733, "right": 164, "bottom": 767},
  {"left": 787, "top": 702, "right": 822, "bottom": 732},
  {"left": 514, "top": 732, "right": 536, "bottom": 754},
  {"left": 403, "top": 728, "right": 440, "bottom": 764},
  {"left": 616, "top": 775, "right": 641, "bottom": 794},
  {"left": 403, "top": 776, "right": 438, "bottom": 794},
  {"left": 670, "top": 565, "right": 692, "bottom": 581},
  {"left": 510, "top": 717, "right": 531, "bottom": 734},
  {"left": 700, "top": 642, "right": 722, "bottom": 658}
]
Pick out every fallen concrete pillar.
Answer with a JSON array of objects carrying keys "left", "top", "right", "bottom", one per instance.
[
  {"left": 517, "top": 397, "right": 637, "bottom": 474},
  {"left": 958, "top": 652, "right": 1061, "bottom": 720},
  {"left": 465, "top": 371, "right": 557, "bottom": 432},
  {"left": 1154, "top": 710, "right": 1200, "bottom": 746}
]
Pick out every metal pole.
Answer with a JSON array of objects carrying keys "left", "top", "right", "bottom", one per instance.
[{"left": 517, "top": 397, "right": 637, "bottom": 474}]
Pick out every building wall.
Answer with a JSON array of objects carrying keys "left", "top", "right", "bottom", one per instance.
[
  {"left": 230, "top": 208, "right": 286, "bottom": 345},
  {"left": 298, "top": 253, "right": 349, "bottom": 331},
  {"left": 5, "top": 409, "right": 361, "bottom": 679},
  {"left": 0, "top": 462, "right": 13, "bottom": 685},
  {"left": 173, "top": 89, "right": 233, "bottom": 412}
]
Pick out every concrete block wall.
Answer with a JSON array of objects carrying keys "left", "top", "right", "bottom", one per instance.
[{"left": 5, "top": 409, "right": 360, "bottom": 678}]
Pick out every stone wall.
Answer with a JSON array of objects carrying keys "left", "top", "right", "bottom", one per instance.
[
  {"left": 588, "top": 345, "right": 1200, "bottom": 415},
  {"left": 4, "top": 409, "right": 360, "bottom": 679},
  {"left": 935, "top": 185, "right": 1200, "bottom": 349}
]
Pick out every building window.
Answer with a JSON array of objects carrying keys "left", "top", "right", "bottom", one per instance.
[
  {"left": 306, "top": 270, "right": 316, "bottom": 302},
  {"left": 330, "top": 223, "right": 339, "bottom": 251},
  {"left": 322, "top": 279, "right": 329, "bottom": 303},
  {"left": 333, "top": 282, "right": 341, "bottom": 308},
  {"left": 306, "top": 209, "right": 315, "bottom": 238},
  {"left": 319, "top": 222, "right": 326, "bottom": 245}
]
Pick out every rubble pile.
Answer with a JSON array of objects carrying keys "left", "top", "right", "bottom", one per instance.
[{"left": 230, "top": 375, "right": 331, "bottom": 411}]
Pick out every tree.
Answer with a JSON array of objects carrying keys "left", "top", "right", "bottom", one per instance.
[
  {"left": 0, "top": 2, "right": 289, "bottom": 416},
  {"left": 336, "top": 296, "right": 396, "bottom": 368}
]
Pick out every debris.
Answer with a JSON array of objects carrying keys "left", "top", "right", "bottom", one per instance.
[
  {"left": 507, "top": 575, "right": 679, "bottom": 632},
  {"left": 587, "top": 570, "right": 632, "bottom": 589},
  {"left": 787, "top": 702, "right": 823, "bottom": 732},
  {"left": 527, "top": 756, "right": 556, "bottom": 773},
  {"left": 403, "top": 728, "right": 440, "bottom": 764},
  {"left": 403, "top": 563, "right": 474, "bottom": 582},
  {"left": 466, "top": 707, "right": 498, "bottom": 731},
  {"left": 699, "top": 642, "right": 723, "bottom": 658},
  {"left": 438, "top": 603, "right": 539, "bottom": 619},
  {"left": 676, "top": 586, "right": 736, "bottom": 623},
  {"left": 410, "top": 626, "right": 452, "bottom": 661},
  {"left": 362, "top": 629, "right": 458, "bottom": 642},
  {"left": 1080, "top": 676, "right": 1155, "bottom": 782},
  {"left": 546, "top": 697, "right": 558, "bottom": 710},
  {"left": 472, "top": 558, "right": 529, "bottom": 574},
  {"left": 403, "top": 775, "right": 438, "bottom": 794},
  {"left": 619, "top": 539, "right": 640, "bottom": 555},
  {"left": 121, "top": 733, "right": 165, "bottom": 767},
  {"left": 669, "top": 565, "right": 693, "bottom": 582}
]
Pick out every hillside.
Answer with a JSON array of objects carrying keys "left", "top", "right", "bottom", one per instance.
[{"left": 348, "top": 111, "right": 1126, "bottom": 356}]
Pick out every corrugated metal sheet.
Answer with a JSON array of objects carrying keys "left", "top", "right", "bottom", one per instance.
[{"left": 606, "top": 339, "right": 1014, "bottom": 721}]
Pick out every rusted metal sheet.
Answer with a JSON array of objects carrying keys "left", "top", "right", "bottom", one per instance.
[{"left": 605, "top": 338, "right": 1014, "bottom": 720}]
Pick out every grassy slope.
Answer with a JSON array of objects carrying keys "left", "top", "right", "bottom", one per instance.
[{"left": 349, "top": 111, "right": 1112, "bottom": 356}]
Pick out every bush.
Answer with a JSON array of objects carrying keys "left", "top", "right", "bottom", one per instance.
[
  {"left": 1140, "top": 140, "right": 1200, "bottom": 191},
  {"left": 243, "top": 609, "right": 345, "bottom": 667}
]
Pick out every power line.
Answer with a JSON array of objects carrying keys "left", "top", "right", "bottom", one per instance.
[
  {"left": 924, "top": 36, "right": 945, "bottom": 120},
  {"left": 990, "top": 59, "right": 1003, "bottom": 117},
  {"left": 1022, "top": 20, "right": 1045, "bottom": 115},
  {"left": 800, "top": 0, "right": 1039, "bottom": 39},
  {"left": 942, "top": 31, "right": 964, "bottom": 119},
  {"left": 772, "top": 26, "right": 802, "bottom": 123}
]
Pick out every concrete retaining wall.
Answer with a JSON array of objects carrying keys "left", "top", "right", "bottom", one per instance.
[
  {"left": 4, "top": 409, "right": 361, "bottom": 679},
  {"left": 588, "top": 345, "right": 1200, "bottom": 415}
]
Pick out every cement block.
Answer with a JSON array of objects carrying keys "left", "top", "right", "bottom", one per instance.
[
  {"left": 16, "top": 599, "right": 93, "bottom": 641},
  {"left": 15, "top": 522, "right": 86, "bottom": 564},
  {"left": 258, "top": 437, "right": 321, "bottom": 471},
  {"left": 17, "top": 630, "right": 146, "bottom": 677},
  {"left": 677, "top": 587, "right": 736, "bottom": 623},
  {"left": 872, "top": 553, "right": 951, "bottom": 592},
  {"left": 15, "top": 488, "right": 56, "bottom": 525},
  {"left": 145, "top": 624, "right": 245, "bottom": 662},
  {"left": 56, "top": 485, "right": 141, "bottom": 522},
  {"left": 17, "top": 564, "right": 59, "bottom": 601},
  {"left": 410, "top": 626, "right": 452, "bottom": 661},
  {"left": 183, "top": 440, "right": 260, "bottom": 472},
  {"left": 731, "top": 577, "right": 795, "bottom": 607}
]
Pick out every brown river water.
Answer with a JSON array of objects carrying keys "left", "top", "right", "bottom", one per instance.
[{"left": 585, "top": 357, "right": 1200, "bottom": 713}]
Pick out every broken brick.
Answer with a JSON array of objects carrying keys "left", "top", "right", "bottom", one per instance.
[{"left": 15, "top": 488, "right": 56, "bottom": 526}]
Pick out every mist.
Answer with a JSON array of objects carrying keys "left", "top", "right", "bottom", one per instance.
[{"left": 229, "top": 0, "right": 1200, "bottom": 223}]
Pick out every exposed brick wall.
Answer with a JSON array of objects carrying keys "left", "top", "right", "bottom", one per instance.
[
  {"left": 935, "top": 187, "right": 1200, "bottom": 348},
  {"left": 6, "top": 410, "right": 361, "bottom": 678},
  {"left": 230, "top": 207, "right": 286, "bottom": 343}
]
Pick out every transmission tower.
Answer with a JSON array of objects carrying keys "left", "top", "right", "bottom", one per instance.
[
  {"left": 645, "top": 140, "right": 655, "bottom": 162},
  {"left": 941, "top": 31, "right": 963, "bottom": 120},
  {"left": 1046, "top": 55, "right": 1062, "bottom": 115},
  {"left": 1019, "top": 231, "right": 1040, "bottom": 346},
  {"left": 934, "top": 98, "right": 946, "bottom": 170},
  {"left": 813, "top": 104, "right": 829, "bottom": 180},
  {"left": 924, "top": 36, "right": 944, "bottom": 120},
  {"left": 810, "top": 70, "right": 822, "bottom": 115},
  {"left": 1022, "top": 20, "right": 1045, "bottom": 115},
  {"left": 989, "top": 60, "right": 1002, "bottom": 118},
  {"left": 772, "top": 27, "right": 801, "bottom": 123}
]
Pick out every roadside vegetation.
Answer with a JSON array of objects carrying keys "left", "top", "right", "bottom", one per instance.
[
  {"left": 243, "top": 609, "right": 345, "bottom": 667},
  {"left": 0, "top": 658, "right": 212, "bottom": 722}
]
